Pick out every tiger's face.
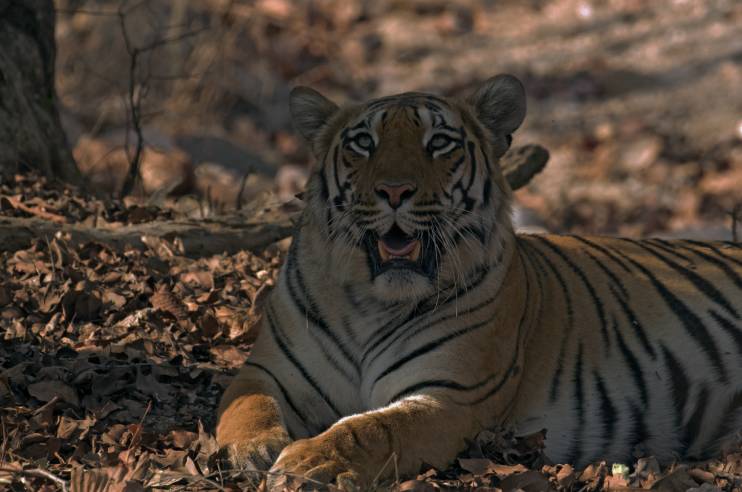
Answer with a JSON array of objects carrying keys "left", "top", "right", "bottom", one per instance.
[{"left": 290, "top": 75, "right": 527, "bottom": 302}]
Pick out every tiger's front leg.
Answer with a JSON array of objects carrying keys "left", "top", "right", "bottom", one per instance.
[
  {"left": 270, "top": 395, "right": 477, "bottom": 490},
  {"left": 216, "top": 364, "right": 293, "bottom": 472}
]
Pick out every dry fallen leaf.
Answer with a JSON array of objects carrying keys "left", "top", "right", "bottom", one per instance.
[{"left": 27, "top": 380, "right": 80, "bottom": 407}]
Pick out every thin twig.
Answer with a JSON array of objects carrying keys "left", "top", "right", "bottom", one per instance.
[
  {"left": 236, "top": 174, "right": 249, "bottom": 211},
  {"left": 44, "top": 236, "right": 57, "bottom": 279},
  {"left": 127, "top": 400, "right": 153, "bottom": 451},
  {"left": 1, "top": 195, "right": 66, "bottom": 224},
  {"left": 118, "top": 2, "right": 144, "bottom": 198},
  {"left": 0, "top": 415, "right": 7, "bottom": 465},
  {"left": 730, "top": 204, "right": 741, "bottom": 243},
  {"left": 371, "top": 452, "right": 398, "bottom": 488},
  {"left": 231, "top": 468, "right": 331, "bottom": 488},
  {"left": 0, "top": 466, "right": 69, "bottom": 492}
]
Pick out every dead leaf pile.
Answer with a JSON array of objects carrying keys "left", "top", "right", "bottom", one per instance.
[
  {"left": 0, "top": 171, "right": 176, "bottom": 226},
  {"left": 1, "top": 176, "right": 283, "bottom": 489}
]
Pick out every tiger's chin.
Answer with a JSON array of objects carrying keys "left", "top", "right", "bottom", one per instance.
[{"left": 371, "top": 269, "right": 435, "bottom": 302}]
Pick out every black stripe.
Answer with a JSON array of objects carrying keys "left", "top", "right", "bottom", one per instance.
[
  {"left": 287, "top": 270, "right": 356, "bottom": 382},
  {"left": 411, "top": 107, "right": 422, "bottom": 127},
  {"left": 610, "top": 246, "right": 729, "bottom": 383},
  {"left": 676, "top": 244, "right": 742, "bottom": 290},
  {"left": 378, "top": 249, "right": 530, "bottom": 403},
  {"left": 285, "top": 250, "right": 360, "bottom": 378},
  {"left": 361, "top": 309, "right": 418, "bottom": 366},
  {"left": 706, "top": 390, "right": 742, "bottom": 454},
  {"left": 481, "top": 148, "right": 492, "bottom": 173},
  {"left": 333, "top": 151, "right": 344, "bottom": 198},
  {"left": 449, "top": 155, "right": 465, "bottom": 176},
  {"left": 611, "top": 316, "right": 648, "bottom": 406},
  {"left": 660, "top": 344, "right": 690, "bottom": 430},
  {"left": 681, "top": 385, "right": 710, "bottom": 456},
  {"left": 594, "top": 371, "right": 617, "bottom": 450},
  {"left": 570, "top": 235, "right": 631, "bottom": 272},
  {"left": 566, "top": 342, "right": 585, "bottom": 465},
  {"left": 533, "top": 236, "right": 610, "bottom": 347},
  {"left": 265, "top": 305, "right": 342, "bottom": 417},
  {"left": 465, "top": 141, "right": 477, "bottom": 193},
  {"left": 388, "top": 373, "right": 496, "bottom": 403},
  {"left": 481, "top": 176, "right": 492, "bottom": 207},
  {"left": 584, "top": 249, "right": 629, "bottom": 299},
  {"left": 466, "top": 250, "right": 533, "bottom": 407},
  {"left": 684, "top": 240, "right": 742, "bottom": 268},
  {"left": 243, "top": 361, "right": 306, "bottom": 436},
  {"left": 372, "top": 317, "right": 492, "bottom": 386},
  {"left": 400, "top": 292, "right": 495, "bottom": 345},
  {"left": 609, "top": 285, "right": 656, "bottom": 359},
  {"left": 631, "top": 239, "right": 739, "bottom": 319},
  {"left": 349, "top": 120, "right": 369, "bottom": 131},
  {"left": 648, "top": 238, "right": 693, "bottom": 262},
  {"left": 318, "top": 166, "right": 330, "bottom": 202},
  {"left": 518, "top": 239, "right": 573, "bottom": 403},
  {"left": 628, "top": 401, "right": 650, "bottom": 458},
  {"left": 708, "top": 309, "right": 742, "bottom": 357},
  {"left": 362, "top": 261, "right": 492, "bottom": 367}
]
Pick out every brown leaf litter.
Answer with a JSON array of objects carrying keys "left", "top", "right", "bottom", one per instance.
[{"left": 2, "top": 171, "right": 742, "bottom": 490}]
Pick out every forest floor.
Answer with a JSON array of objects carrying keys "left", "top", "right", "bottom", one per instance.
[{"left": 1, "top": 175, "right": 741, "bottom": 492}]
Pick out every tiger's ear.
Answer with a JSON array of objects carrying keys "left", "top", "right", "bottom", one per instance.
[
  {"left": 467, "top": 74, "right": 526, "bottom": 156},
  {"left": 289, "top": 86, "right": 340, "bottom": 144}
]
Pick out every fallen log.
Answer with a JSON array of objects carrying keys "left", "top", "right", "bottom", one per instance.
[
  {"left": 0, "top": 215, "right": 296, "bottom": 257},
  {"left": 0, "top": 144, "right": 549, "bottom": 256}
]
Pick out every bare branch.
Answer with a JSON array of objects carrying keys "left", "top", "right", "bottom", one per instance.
[
  {"left": 0, "top": 466, "right": 68, "bottom": 492},
  {"left": 114, "top": 0, "right": 209, "bottom": 199}
]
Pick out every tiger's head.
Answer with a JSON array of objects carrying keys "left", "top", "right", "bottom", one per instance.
[{"left": 290, "top": 75, "right": 526, "bottom": 303}]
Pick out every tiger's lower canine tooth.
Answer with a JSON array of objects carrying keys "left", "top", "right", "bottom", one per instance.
[
  {"left": 410, "top": 241, "right": 421, "bottom": 262},
  {"left": 378, "top": 240, "right": 390, "bottom": 261}
]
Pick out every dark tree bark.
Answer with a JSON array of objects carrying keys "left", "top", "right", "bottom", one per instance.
[{"left": 0, "top": 0, "right": 82, "bottom": 185}]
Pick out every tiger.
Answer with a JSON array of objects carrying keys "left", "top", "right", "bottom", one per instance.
[{"left": 216, "top": 73, "right": 742, "bottom": 490}]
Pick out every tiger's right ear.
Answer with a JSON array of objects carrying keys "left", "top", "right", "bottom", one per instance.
[{"left": 289, "top": 87, "right": 340, "bottom": 144}]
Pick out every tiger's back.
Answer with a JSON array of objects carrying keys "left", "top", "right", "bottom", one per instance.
[{"left": 511, "top": 234, "right": 742, "bottom": 465}]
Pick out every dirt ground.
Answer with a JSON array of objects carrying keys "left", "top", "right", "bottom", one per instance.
[{"left": 1, "top": 0, "right": 742, "bottom": 490}]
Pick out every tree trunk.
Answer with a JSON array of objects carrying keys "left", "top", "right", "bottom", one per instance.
[{"left": 0, "top": 0, "right": 82, "bottom": 185}]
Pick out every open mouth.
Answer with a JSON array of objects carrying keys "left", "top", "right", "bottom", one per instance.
[
  {"left": 365, "top": 224, "right": 436, "bottom": 279},
  {"left": 378, "top": 231, "right": 421, "bottom": 263}
]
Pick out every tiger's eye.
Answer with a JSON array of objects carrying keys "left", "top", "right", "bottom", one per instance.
[
  {"left": 356, "top": 134, "right": 373, "bottom": 149},
  {"left": 430, "top": 134, "right": 452, "bottom": 150}
]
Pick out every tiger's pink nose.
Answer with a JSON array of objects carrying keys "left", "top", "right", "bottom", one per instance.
[{"left": 375, "top": 182, "right": 417, "bottom": 209}]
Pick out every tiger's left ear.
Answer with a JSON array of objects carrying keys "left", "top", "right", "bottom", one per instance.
[
  {"left": 289, "top": 86, "right": 340, "bottom": 145},
  {"left": 467, "top": 74, "right": 527, "bottom": 156}
]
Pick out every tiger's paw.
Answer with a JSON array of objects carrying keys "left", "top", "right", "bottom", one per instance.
[
  {"left": 268, "top": 438, "right": 363, "bottom": 491},
  {"left": 220, "top": 430, "right": 292, "bottom": 473}
]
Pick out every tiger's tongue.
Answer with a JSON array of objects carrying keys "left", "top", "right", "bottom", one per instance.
[{"left": 380, "top": 238, "right": 417, "bottom": 257}]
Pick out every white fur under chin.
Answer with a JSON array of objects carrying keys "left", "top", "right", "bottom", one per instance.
[{"left": 371, "top": 270, "right": 434, "bottom": 303}]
